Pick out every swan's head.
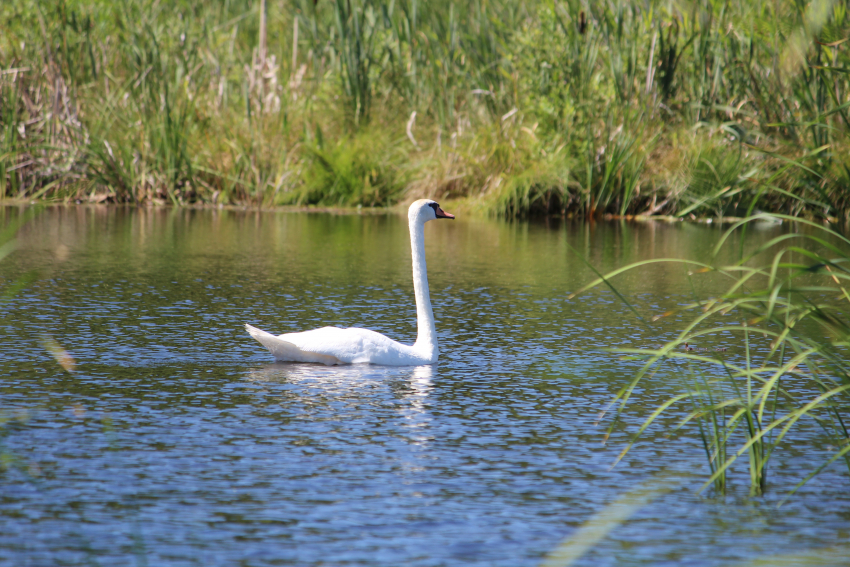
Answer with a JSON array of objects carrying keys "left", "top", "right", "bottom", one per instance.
[{"left": 409, "top": 199, "right": 455, "bottom": 224}]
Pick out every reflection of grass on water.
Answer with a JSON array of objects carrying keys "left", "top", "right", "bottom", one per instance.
[
  {"left": 572, "top": 215, "right": 850, "bottom": 498},
  {"left": 0, "top": 209, "right": 58, "bottom": 476},
  {"left": 0, "top": 211, "right": 145, "bottom": 563},
  {"left": 2, "top": 0, "right": 850, "bottom": 218},
  {"left": 0, "top": 210, "right": 103, "bottom": 557},
  {"left": 0, "top": 213, "right": 27, "bottom": 476}
]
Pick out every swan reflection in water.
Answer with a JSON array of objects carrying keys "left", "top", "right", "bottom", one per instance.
[{"left": 244, "top": 363, "right": 435, "bottom": 444}]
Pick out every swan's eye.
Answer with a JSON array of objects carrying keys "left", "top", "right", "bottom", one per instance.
[{"left": 428, "top": 202, "right": 440, "bottom": 214}]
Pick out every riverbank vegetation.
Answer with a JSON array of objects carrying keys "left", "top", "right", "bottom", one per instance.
[{"left": 1, "top": 0, "right": 849, "bottom": 218}]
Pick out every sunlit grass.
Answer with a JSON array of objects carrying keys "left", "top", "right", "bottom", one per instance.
[
  {"left": 573, "top": 215, "right": 850, "bottom": 497},
  {"left": 1, "top": 0, "right": 849, "bottom": 217}
]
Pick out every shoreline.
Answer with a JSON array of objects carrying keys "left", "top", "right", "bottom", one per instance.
[{"left": 2, "top": 197, "right": 838, "bottom": 227}]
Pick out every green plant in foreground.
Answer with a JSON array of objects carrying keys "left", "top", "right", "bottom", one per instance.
[
  {"left": 571, "top": 214, "right": 850, "bottom": 498},
  {"left": 539, "top": 473, "right": 685, "bottom": 567},
  {"left": 538, "top": 472, "right": 850, "bottom": 567}
]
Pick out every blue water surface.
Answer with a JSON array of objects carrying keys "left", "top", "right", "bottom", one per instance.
[{"left": 0, "top": 206, "right": 848, "bottom": 566}]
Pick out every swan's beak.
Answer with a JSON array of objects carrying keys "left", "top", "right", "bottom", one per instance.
[{"left": 435, "top": 207, "right": 455, "bottom": 219}]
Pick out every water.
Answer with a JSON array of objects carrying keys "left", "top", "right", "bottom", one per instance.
[{"left": 1, "top": 206, "right": 848, "bottom": 566}]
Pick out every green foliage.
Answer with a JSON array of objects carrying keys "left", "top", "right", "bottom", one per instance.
[
  {"left": 290, "top": 129, "right": 405, "bottom": 207},
  {"left": 0, "top": 81, "right": 22, "bottom": 199},
  {"left": 574, "top": 216, "right": 850, "bottom": 497},
  {"left": 328, "top": 0, "right": 380, "bottom": 125},
  {"left": 581, "top": 121, "right": 650, "bottom": 216},
  {"left": 2, "top": 0, "right": 850, "bottom": 217},
  {"left": 676, "top": 138, "right": 749, "bottom": 218},
  {"left": 493, "top": 163, "right": 570, "bottom": 218}
]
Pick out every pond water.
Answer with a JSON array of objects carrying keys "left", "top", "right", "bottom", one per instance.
[{"left": 0, "top": 206, "right": 848, "bottom": 567}]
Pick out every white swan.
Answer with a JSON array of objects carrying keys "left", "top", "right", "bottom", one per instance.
[{"left": 245, "top": 199, "right": 455, "bottom": 365}]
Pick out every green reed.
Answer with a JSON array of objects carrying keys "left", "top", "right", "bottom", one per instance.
[
  {"left": 1, "top": 0, "right": 849, "bottom": 217},
  {"left": 572, "top": 214, "right": 850, "bottom": 497}
]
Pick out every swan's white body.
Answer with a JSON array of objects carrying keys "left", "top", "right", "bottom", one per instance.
[{"left": 246, "top": 199, "right": 454, "bottom": 366}]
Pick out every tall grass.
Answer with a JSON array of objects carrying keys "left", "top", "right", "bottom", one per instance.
[
  {"left": 1, "top": 0, "right": 849, "bottom": 217},
  {"left": 572, "top": 215, "right": 850, "bottom": 497}
]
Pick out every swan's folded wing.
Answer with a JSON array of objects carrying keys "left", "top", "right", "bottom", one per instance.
[{"left": 245, "top": 324, "right": 343, "bottom": 365}]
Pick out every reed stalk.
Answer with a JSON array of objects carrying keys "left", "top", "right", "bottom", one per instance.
[{"left": 572, "top": 214, "right": 850, "bottom": 496}]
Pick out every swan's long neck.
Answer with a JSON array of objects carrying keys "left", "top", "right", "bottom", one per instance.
[{"left": 410, "top": 218, "right": 438, "bottom": 358}]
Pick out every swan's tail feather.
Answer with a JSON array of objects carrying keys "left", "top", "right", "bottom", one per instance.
[{"left": 245, "top": 324, "right": 342, "bottom": 365}]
